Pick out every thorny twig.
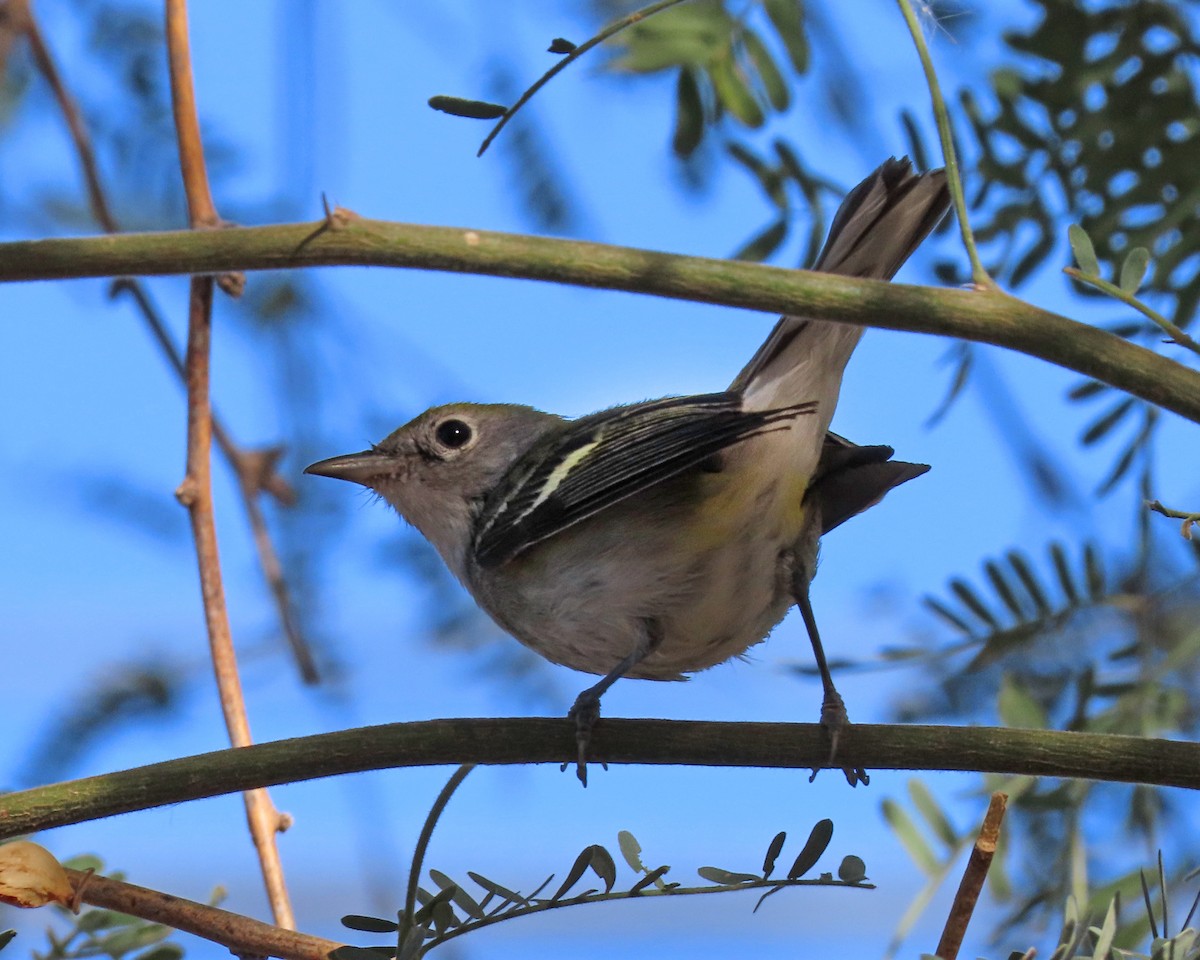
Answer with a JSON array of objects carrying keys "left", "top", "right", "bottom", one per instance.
[
  {"left": 9, "top": 0, "right": 317, "bottom": 683},
  {"left": 164, "top": 0, "right": 295, "bottom": 928}
]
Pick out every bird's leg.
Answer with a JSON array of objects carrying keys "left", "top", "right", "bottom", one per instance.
[
  {"left": 565, "top": 618, "right": 663, "bottom": 787},
  {"left": 792, "top": 570, "right": 869, "bottom": 787}
]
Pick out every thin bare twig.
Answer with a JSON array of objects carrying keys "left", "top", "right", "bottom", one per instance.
[
  {"left": 66, "top": 868, "right": 341, "bottom": 960},
  {"left": 13, "top": 0, "right": 316, "bottom": 682},
  {"left": 477, "top": 0, "right": 690, "bottom": 157},
  {"left": 934, "top": 792, "right": 1008, "bottom": 960},
  {"left": 1146, "top": 499, "right": 1200, "bottom": 541},
  {"left": 894, "top": 0, "right": 994, "bottom": 290},
  {"left": 164, "top": 0, "right": 295, "bottom": 928}
]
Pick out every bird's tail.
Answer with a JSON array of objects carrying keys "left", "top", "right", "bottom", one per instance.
[{"left": 731, "top": 157, "right": 950, "bottom": 422}]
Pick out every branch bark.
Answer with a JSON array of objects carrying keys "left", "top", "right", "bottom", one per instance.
[
  {"left": 3, "top": 218, "right": 1198, "bottom": 424},
  {"left": 1, "top": 718, "right": 1197, "bottom": 842}
]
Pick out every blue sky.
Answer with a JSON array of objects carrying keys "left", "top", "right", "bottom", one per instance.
[{"left": 3, "top": 2, "right": 1200, "bottom": 958}]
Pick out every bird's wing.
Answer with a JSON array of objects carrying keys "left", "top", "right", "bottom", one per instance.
[
  {"left": 807, "top": 432, "right": 929, "bottom": 535},
  {"left": 473, "top": 392, "right": 813, "bottom": 567}
]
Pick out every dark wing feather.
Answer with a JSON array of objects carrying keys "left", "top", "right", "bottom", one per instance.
[
  {"left": 473, "top": 393, "right": 814, "bottom": 567},
  {"left": 806, "top": 432, "right": 929, "bottom": 535}
]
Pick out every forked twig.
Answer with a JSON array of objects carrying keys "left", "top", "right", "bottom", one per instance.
[{"left": 164, "top": 0, "right": 295, "bottom": 928}]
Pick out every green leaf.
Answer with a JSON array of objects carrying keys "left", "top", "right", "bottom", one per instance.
[
  {"left": 741, "top": 29, "right": 789, "bottom": 111},
  {"left": 552, "top": 845, "right": 614, "bottom": 900},
  {"left": 97, "top": 924, "right": 170, "bottom": 957},
  {"left": 837, "top": 855, "right": 868, "bottom": 883},
  {"left": 427, "top": 96, "right": 507, "bottom": 120},
  {"left": 1118, "top": 247, "right": 1150, "bottom": 292},
  {"left": 429, "top": 870, "right": 484, "bottom": 919},
  {"left": 923, "top": 595, "right": 975, "bottom": 635},
  {"left": 998, "top": 673, "right": 1047, "bottom": 729},
  {"left": 708, "top": 54, "right": 764, "bottom": 127},
  {"left": 412, "top": 886, "right": 458, "bottom": 926},
  {"left": 1083, "top": 545, "right": 1105, "bottom": 599},
  {"left": 630, "top": 865, "right": 670, "bottom": 894},
  {"left": 672, "top": 68, "right": 706, "bottom": 158},
  {"left": 908, "top": 780, "right": 959, "bottom": 850},
  {"left": 985, "top": 560, "right": 1026, "bottom": 621},
  {"left": 618, "top": 830, "right": 645, "bottom": 873},
  {"left": 132, "top": 947, "right": 184, "bottom": 960},
  {"left": 1092, "top": 897, "right": 1117, "bottom": 959},
  {"left": 733, "top": 219, "right": 788, "bottom": 262},
  {"left": 0, "top": 931, "right": 15, "bottom": 953},
  {"left": 589, "top": 845, "right": 618, "bottom": 893},
  {"left": 949, "top": 578, "right": 1001, "bottom": 631},
  {"left": 331, "top": 949, "right": 395, "bottom": 960},
  {"left": 883, "top": 799, "right": 941, "bottom": 874},
  {"left": 1006, "top": 551, "right": 1051, "bottom": 617},
  {"left": 1081, "top": 398, "right": 1135, "bottom": 445},
  {"left": 763, "top": 0, "right": 808, "bottom": 73},
  {"left": 788, "top": 819, "right": 833, "bottom": 879},
  {"left": 1049, "top": 542, "right": 1081, "bottom": 606},
  {"left": 466, "top": 871, "right": 526, "bottom": 907},
  {"left": 698, "top": 866, "right": 759, "bottom": 884},
  {"left": 1067, "top": 379, "right": 1107, "bottom": 402},
  {"left": 1068, "top": 224, "right": 1100, "bottom": 276},
  {"left": 547, "top": 38, "right": 576, "bottom": 55},
  {"left": 762, "top": 831, "right": 787, "bottom": 877},
  {"left": 342, "top": 915, "right": 399, "bottom": 933}
]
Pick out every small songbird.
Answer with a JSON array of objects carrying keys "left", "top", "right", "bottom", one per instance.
[{"left": 307, "top": 157, "right": 950, "bottom": 785}]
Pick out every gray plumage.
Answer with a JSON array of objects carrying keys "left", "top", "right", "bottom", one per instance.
[{"left": 307, "top": 157, "right": 951, "bottom": 783}]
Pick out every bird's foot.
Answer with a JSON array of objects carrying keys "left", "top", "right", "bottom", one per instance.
[
  {"left": 808, "top": 690, "right": 869, "bottom": 787},
  {"left": 563, "top": 690, "right": 608, "bottom": 787}
]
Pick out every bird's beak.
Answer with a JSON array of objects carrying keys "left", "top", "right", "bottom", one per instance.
[{"left": 304, "top": 451, "right": 393, "bottom": 486}]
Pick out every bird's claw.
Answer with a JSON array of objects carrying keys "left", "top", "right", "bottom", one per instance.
[
  {"left": 564, "top": 692, "right": 606, "bottom": 787},
  {"left": 808, "top": 690, "right": 869, "bottom": 787}
]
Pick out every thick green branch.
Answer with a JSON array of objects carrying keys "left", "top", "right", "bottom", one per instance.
[
  {"left": 2, "top": 718, "right": 1198, "bottom": 841},
  {"left": 3, "top": 219, "right": 1199, "bottom": 424}
]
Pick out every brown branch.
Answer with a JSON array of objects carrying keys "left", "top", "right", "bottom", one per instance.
[
  {"left": 2, "top": 719, "right": 1198, "bottom": 842},
  {"left": 12, "top": 1, "right": 314, "bottom": 683},
  {"left": 164, "top": 0, "right": 217, "bottom": 228},
  {"left": 3, "top": 220, "right": 1200, "bottom": 426},
  {"left": 164, "top": 0, "right": 294, "bottom": 929},
  {"left": 934, "top": 791, "right": 1008, "bottom": 960},
  {"left": 1146, "top": 499, "right": 1200, "bottom": 540},
  {"left": 68, "top": 868, "right": 342, "bottom": 960}
]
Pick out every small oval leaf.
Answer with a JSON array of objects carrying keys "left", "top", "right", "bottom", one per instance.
[
  {"left": 589, "top": 845, "right": 617, "bottom": 893},
  {"left": 1068, "top": 224, "right": 1100, "bottom": 276},
  {"left": 548, "top": 38, "right": 576, "bottom": 55},
  {"left": 341, "top": 915, "right": 399, "bottom": 934},
  {"left": 762, "top": 831, "right": 787, "bottom": 877},
  {"left": 1118, "top": 247, "right": 1150, "bottom": 292},
  {"left": 698, "top": 866, "right": 759, "bottom": 884},
  {"left": 618, "top": 830, "right": 645, "bottom": 873},
  {"left": 837, "top": 855, "right": 868, "bottom": 883},
  {"left": 788, "top": 820, "right": 833, "bottom": 879},
  {"left": 428, "top": 96, "right": 508, "bottom": 120}
]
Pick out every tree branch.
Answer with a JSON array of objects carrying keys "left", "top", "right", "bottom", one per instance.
[
  {"left": 3, "top": 219, "right": 1198, "bottom": 424},
  {"left": 2, "top": 718, "right": 1198, "bottom": 842},
  {"left": 67, "top": 868, "right": 342, "bottom": 960},
  {"left": 165, "top": 0, "right": 294, "bottom": 928}
]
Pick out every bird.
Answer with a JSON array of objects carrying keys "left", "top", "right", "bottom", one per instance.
[{"left": 307, "top": 156, "right": 951, "bottom": 785}]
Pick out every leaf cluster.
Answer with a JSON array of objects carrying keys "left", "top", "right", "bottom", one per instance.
[{"left": 335, "top": 821, "right": 870, "bottom": 959}]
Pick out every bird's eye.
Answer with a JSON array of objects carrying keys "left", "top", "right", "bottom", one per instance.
[{"left": 435, "top": 418, "right": 473, "bottom": 449}]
